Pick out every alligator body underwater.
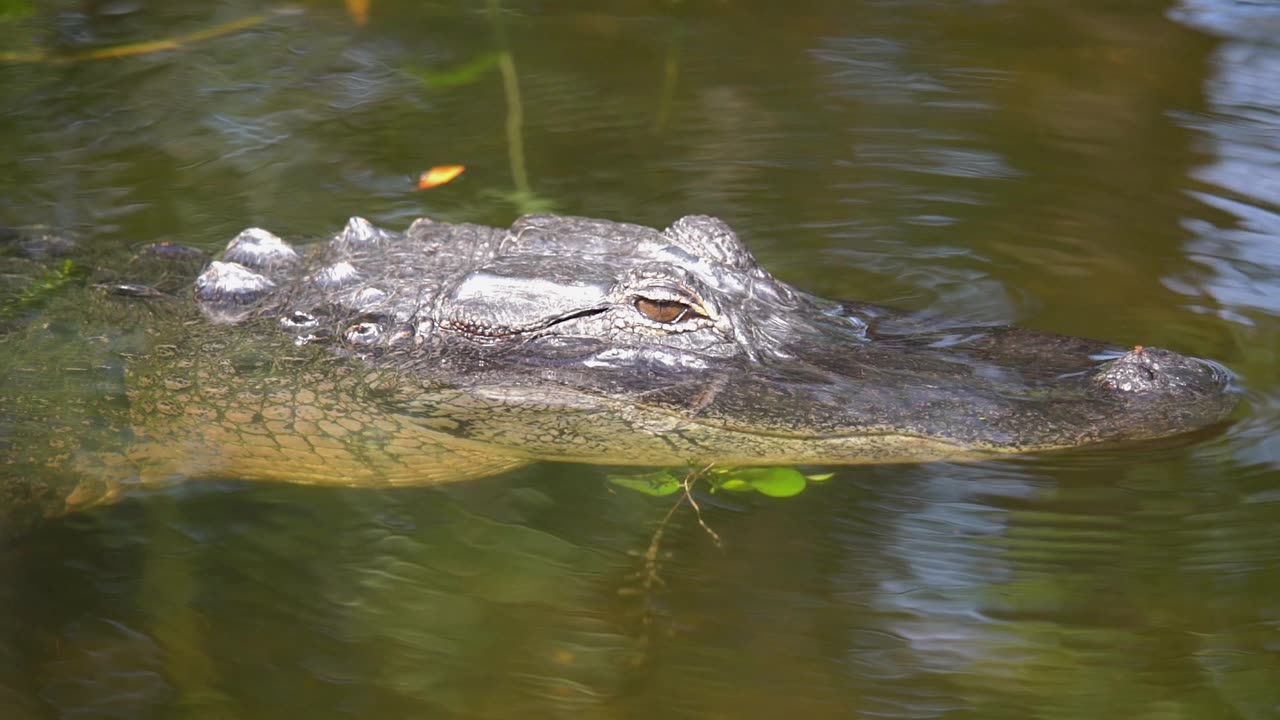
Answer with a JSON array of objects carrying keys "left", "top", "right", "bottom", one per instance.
[{"left": 0, "top": 214, "right": 1236, "bottom": 537}]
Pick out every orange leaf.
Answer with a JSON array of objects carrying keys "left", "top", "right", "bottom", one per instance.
[
  {"left": 416, "top": 165, "right": 465, "bottom": 189},
  {"left": 346, "top": 0, "right": 370, "bottom": 26}
]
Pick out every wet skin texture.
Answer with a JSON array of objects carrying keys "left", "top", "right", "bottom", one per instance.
[{"left": 0, "top": 214, "right": 1237, "bottom": 538}]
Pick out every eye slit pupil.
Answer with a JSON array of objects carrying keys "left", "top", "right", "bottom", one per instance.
[{"left": 635, "top": 297, "right": 690, "bottom": 324}]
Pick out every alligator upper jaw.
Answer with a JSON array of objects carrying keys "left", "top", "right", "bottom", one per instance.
[
  {"left": 624, "top": 327, "right": 1240, "bottom": 458},
  {"left": 496, "top": 321, "right": 1238, "bottom": 467}
]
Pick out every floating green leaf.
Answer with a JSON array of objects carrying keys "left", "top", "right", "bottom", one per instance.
[
  {"left": 718, "top": 467, "right": 808, "bottom": 498},
  {"left": 607, "top": 470, "right": 682, "bottom": 497},
  {"left": 608, "top": 465, "right": 830, "bottom": 500}
]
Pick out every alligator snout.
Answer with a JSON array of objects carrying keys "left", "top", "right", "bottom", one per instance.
[{"left": 1094, "top": 346, "right": 1230, "bottom": 400}]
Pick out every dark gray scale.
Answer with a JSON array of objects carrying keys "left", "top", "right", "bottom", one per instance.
[
  {"left": 351, "top": 287, "right": 388, "bottom": 305},
  {"left": 222, "top": 228, "right": 300, "bottom": 273},
  {"left": 279, "top": 309, "right": 320, "bottom": 331},
  {"left": 194, "top": 261, "right": 278, "bottom": 324},
  {"left": 411, "top": 221, "right": 506, "bottom": 273},
  {"left": 275, "top": 307, "right": 335, "bottom": 347},
  {"left": 343, "top": 320, "right": 383, "bottom": 348},
  {"left": 309, "top": 261, "right": 363, "bottom": 290},
  {"left": 498, "top": 214, "right": 666, "bottom": 258},
  {"left": 302, "top": 218, "right": 504, "bottom": 338},
  {"left": 662, "top": 215, "right": 766, "bottom": 275},
  {"left": 660, "top": 216, "right": 801, "bottom": 309},
  {"left": 332, "top": 216, "right": 397, "bottom": 253}
]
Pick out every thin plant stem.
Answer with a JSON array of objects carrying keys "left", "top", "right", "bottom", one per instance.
[
  {"left": 1, "top": 11, "right": 279, "bottom": 65},
  {"left": 487, "top": 0, "right": 532, "bottom": 198}
]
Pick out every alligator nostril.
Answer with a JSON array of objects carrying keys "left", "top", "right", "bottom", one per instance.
[{"left": 1094, "top": 346, "right": 1226, "bottom": 397}]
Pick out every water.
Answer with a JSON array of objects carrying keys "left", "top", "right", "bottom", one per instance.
[{"left": 2, "top": 0, "right": 1279, "bottom": 717}]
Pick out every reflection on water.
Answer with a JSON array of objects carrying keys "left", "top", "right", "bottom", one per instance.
[
  {"left": 1168, "top": 0, "right": 1280, "bottom": 321},
  {"left": 2, "top": 0, "right": 1280, "bottom": 718},
  {"left": 1166, "top": 0, "right": 1280, "bottom": 480}
]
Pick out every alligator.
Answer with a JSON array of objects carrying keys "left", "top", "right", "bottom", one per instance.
[{"left": 0, "top": 214, "right": 1236, "bottom": 538}]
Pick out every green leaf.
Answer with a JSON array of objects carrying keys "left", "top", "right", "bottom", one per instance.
[
  {"left": 804, "top": 472, "right": 834, "bottom": 483},
  {"left": 717, "top": 467, "right": 808, "bottom": 498},
  {"left": 406, "top": 54, "right": 500, "bottom": 90},
  {"left": 607, "top": 470, "right": 682, "bottom": 497}
]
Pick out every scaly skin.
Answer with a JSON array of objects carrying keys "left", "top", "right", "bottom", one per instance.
[{"left": 0, "top": 214, "right": 1238, "bottom": 539}]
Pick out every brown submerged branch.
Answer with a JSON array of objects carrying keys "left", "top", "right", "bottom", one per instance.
[
  {"left": 621, "top": 464, "right": 724, "bottom": 665},
  {"left": 0, "top": 10, "right": 285, "bottom": 65}
]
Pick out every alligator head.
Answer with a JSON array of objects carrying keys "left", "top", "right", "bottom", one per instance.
[{"left": 181, "top": 214, "right": 1235, "bottom": 476}]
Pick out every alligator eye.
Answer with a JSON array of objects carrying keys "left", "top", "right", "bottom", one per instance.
[{"left": 635, "top": 298, "right": 694, "bottom": 324}]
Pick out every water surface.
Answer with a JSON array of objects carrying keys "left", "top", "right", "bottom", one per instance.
[{"left": 2, "top": 1, "right": 1279, "bottom": 718}]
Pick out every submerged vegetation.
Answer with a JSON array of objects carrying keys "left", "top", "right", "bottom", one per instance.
[{"left": 0, "top": 257, "right": 83, "bottom": 324}]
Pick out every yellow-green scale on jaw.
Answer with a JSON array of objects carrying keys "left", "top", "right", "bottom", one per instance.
[{"left": 0, "top": 214, "right": 1237, "bottom": 538}]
